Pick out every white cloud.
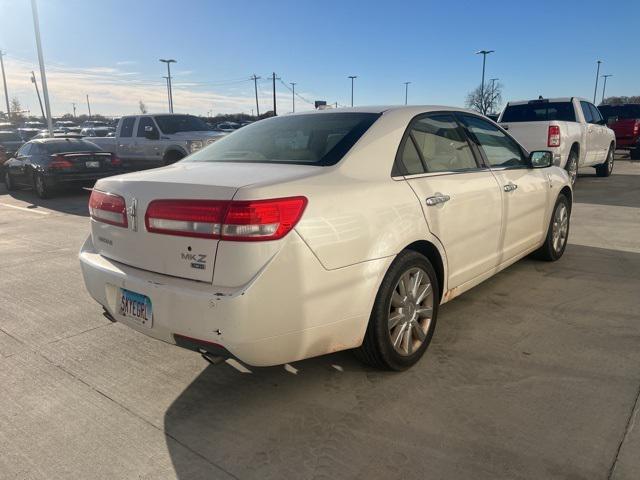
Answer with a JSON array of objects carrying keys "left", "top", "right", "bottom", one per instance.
[{"left": 1, "top": 56, "right": 314, "bottom": 117}]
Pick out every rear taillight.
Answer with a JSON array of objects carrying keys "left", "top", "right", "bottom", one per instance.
[
  {"left": 89, "top": 190, "right": 128, "bottom": 227},
  {"left": 547, "top": 125, "right": 561, "bottom": 147},
  {"left": 145, "top": 197, "right": 307, "bottom": 242},
  {"left": 634, "top": 121, "right": 640, "bottom": 135},
  {"left": 49, "top": 155, "right": 73, "bottom": 170},
  {"left": 110, "top": 154, "right": 122, "bottom": 167}
]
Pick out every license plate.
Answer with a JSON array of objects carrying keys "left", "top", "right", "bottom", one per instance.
[
  {"left": 86, "top": 160, "right": 100, "bottom": 168},
  {"left": 118, "top": 289, "right": 153, "bottom": 328}
]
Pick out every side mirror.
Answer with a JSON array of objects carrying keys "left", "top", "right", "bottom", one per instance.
[
  {"left": 530, "top": 150, "right": 553, "bottom": 168},
  {"left": 143, "top": 125, "right": 159, "bottom": 140}
]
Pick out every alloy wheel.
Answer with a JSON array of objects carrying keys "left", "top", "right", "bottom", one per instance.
[
  {"left": 552, "top": 203, "right": 569, "bottom": 254},
  {"left": 388, "top": 267, "right": 434, "bottom": 356}
]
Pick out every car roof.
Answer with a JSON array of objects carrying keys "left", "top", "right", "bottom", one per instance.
[
  {"left": 287, "top": 105, "right": 484, "bottom": 116},
  {"left": 506, "top": 97, "right": 591, "bottom": 106}
]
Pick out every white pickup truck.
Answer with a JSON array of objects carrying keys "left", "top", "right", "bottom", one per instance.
[
  {"left": 498, "top": 97, "right": 616, "bottom": 185},
  {"left": 89, "top": 114, "right": 226, "bottom": 169}
]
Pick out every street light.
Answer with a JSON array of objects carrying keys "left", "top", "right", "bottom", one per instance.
[
  {"left": 475, "top": 50, "right": 494, "bottom": 114},
  {"left": 290, "top": 82, "right": 297, "bottom": 113},
  {"left": 403, "top": 82, "right": 411, "bottom": 105},
  {"left": 593, "top": 60, "right": 602, "bottom": 104},
  {"left": 601, "top": 74, "right": 613, "bottom": 104},
  {"left": 30, "top": 0, "right": 53, "bottom": 135},
  {"left": 159, "top": 58, "right": 176, "bottom": 113},
  {"left": 348, "top": 75, "right": 357, "bottom": 107}
]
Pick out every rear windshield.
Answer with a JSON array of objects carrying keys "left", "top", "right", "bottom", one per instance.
[
  {"left": 40, "top": 140, "right": 102, "bottom": 154},
  {"left": 501, "top": 102, "right": 576, "bottom": 122},
  {"left": 598, "top": 105, "right": 640, "bottom": 121},
  {"left": 186, "top": 113, "right": 380, "bottom": 166},
  {"left": 154, "top": 115, "right": 210, "bottom": 134},
  {"left": 0, "top": 132, "right": 22, "bottom": 141}
]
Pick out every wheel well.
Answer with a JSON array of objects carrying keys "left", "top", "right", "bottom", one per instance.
[
  {"left": 163, "top": 149, "right": 185, "bottom": 162},
  {"left": 405, "top": 241, "right": 444, "bottom": 301},
  {"left": 570, "top": 142, "right": 580, "bottom": 157},
  {"left": 560, "top": 186, "right": 572, "bottom": 211}
]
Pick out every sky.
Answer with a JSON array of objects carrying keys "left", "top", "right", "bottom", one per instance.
[{"left": 0, "top": 0, "right": 638, "bottom": 118}]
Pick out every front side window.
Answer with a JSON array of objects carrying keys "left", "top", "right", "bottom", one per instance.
[
  {"left": 589, "top": 103, "right": 603, "bottom": 123},
  {"left": 136, "top": 117, "right": 157, "bottom": 137},
  {"left": 120, "top": 117, "right": 136, "bottom": 138},
  {"left": 187, "top": 113, "right": 380, "bottom": 166},
  {"left": 460, "top": 114, "right": 526, "bottom": 168}
]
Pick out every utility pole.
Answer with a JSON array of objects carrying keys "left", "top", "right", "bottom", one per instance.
[
  {"left": 0, "top": 50, "right": 10, "bottom": 120},
  {"left": 272, "top": 72, "right": 279, "bottom": 116},
  {"left": 72, "top": 102, "right": 76, "bottom": 118},
  {"left": 348, "top": 75, "right": 357, "bottom": 107},
  {"left": 86, "top": 94, "right": 92, "bottom": 118},
  {"left": 593, "top": 60, "right": 602, "bottom": 104},
  {"left": 601, "top": 74, "right": 613, "bottom": 104},
  {"left": 250, "top": 74, "right": 261, "bottom": 117},
  {"left": 30, "top": 0, "right": 53, "bottom": 135},
  {"left": 403, "top": 81, "right": 411, "bottom": 105},
  {"left": 159, "top": 58, "right": 176, "bottom": 113},
  {"left": 290, "top": 82, "right": 296, "bottom": 113},
  {"left": 476, "top": 50, "right": 494, "bottom": 114},
  {"left": 30, "top": 71, "right": 45, "bottom": 121},
  {"left": 489, "top": 78, "right": 499, "bottom": 114}
]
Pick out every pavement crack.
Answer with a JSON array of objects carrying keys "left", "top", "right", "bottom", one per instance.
[
  {"left": 44, "top": 322, "right": 113, "bottom": 346},
  {"left": 607, "top": 379, "right": 640, "bottom": 479}
]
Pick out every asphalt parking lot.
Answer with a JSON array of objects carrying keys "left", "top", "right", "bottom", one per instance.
[{"left": 1, "top": 154, "right": 639, "bottom": 480}]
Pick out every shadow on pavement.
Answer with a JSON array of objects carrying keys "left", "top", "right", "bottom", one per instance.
[
  {"left": 1, "top": 184, "right": 91, "bottom": 216},
  {"left": 163, "top": 244, "right": 640, "bottom": 480}
]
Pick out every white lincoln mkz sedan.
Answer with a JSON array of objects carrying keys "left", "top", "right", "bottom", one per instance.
[{"left": 79, "top": 106, "right": 572, "bottom": 370}]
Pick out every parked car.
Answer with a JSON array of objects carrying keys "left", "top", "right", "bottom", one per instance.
[
  {"left": 598, "top": 104, "right": 640, "bottom": 159},
  {"left": 3, "top": 138, "right": 123, "bottom": 198},
  {"left": 82, "top": 120, "right": 109, "bottom": 129},
  {"left": 0, "top": 130, "right": 24, "bottom": 160},
  {"left": 81, "top": 126, "right": 114, "bottom": 137},
  {"left": 215, "top": 121, "right": 240, "bottom": 132},
  {"left": 79, "top": 106, "right": 572, "bottom": 371},
  {"left": 17, "top": 127, "right": 42, "bottom": 141},
  {"left": 498, "top": 97, "right": 616, "bottom": 185},
  {"left": 89, "top": 114, "right": 226, "bottom": 169}
]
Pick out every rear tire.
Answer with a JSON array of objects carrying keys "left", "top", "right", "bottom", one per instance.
[
  {"left": 533, "top": 194, "right": 570, "bottom": 261},
  {"left": 162, "top": 151, "right": 185, "bottom": 166},
  {"left": 595, "top": 146, "right": 614, "bottom": 177},
  {"left": 354, "top": 250, "right": 439, "bottom": 371},
  {"left": 4, "top": 170, "right": 15, "bottom": 190},
  {"left": 33, "top": 173, "right": 52, "bottom": 199},
  {"left": 565, "top": 150, "right": 578, "bottom": 187}
]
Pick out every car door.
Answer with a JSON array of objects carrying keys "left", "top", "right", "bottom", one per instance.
[
  {"left": 579, "top": 101, "right": 599, "bottom": 166},
  {"left": 588, "top": 103, "right": 610, "bottom": 160},
  {"left": 458, "top": 113, "right": 549, "bottom": 263},
  {"left": 398, "top": 112, "right": 504, "bottom": 289},
  {"left": 133, "top": 116, "right": 162, "bottom": 163},
  {"left": 9, "top": 143, "right": 32, "bottom": 184},
  {"left": 117, "top": 117, "right": 137, "bottom": 162}
]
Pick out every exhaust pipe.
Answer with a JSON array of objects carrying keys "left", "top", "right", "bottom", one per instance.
[
  {"left": 200, "top": 349, "right": 225, "bottom": 365},
  {"left": 102, "top": 307, "right": 116, "bottom": 323}
]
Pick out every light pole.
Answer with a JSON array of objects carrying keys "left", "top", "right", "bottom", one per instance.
[
  {"left": 475, "top": 50, "right": 494, "bottom": 114},
  {"left": 86, "top": 94, "right": 92, "bottom": 118},
  {"left": 290, "top": 82, "right": 296, "bottom": 113},
  {"left": 601, "top": 74, "right": 613, "bottom": 104},
  {"left": 30, "top": 71, "right": 45, "bottom": 121},
  {"left": 0, "top": 50, "right": 10, "bottom": 119},
  {"left": 162, "top": 76, "right": 170, "bottom": 112},
  {"left": 72, "top": 102, "right": 76, "bottom": 118},
  {"left": 30, "top": 0, "right": 53, "bottom": 135},
  {"left": 159, "top": 58, "right": 176, "bottom": 113},
  {"left": 348, "top": 75, "right": 357, "bottom": 107},
  {"left": 403, "top": 82, "right": 411, "bottom": 105},
  {"left": 593, "top": 60, "right": 602, "bottom": 104}
]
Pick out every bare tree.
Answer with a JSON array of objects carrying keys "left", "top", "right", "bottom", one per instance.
[
  {"left": 465, "top": 81, "right": 504, "bottom": 115},
  {"left": 602, "top": 96, "right": 640, "bottom": 105},
  {"left": 10, "top": 97, "right": 24, "bottom": 119},
  {"left": 139, "top": 100, "right": 148, "bottom": 114}
]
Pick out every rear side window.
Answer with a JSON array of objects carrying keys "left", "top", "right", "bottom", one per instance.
[
  {"left": 120, "top": 117, "right": 136, "bottom": 138},
  {"left": 580, "top": 102, "right": 594, "bottom": 123},
  {"left": 460, "top": 114, "right": 526, "bottom": 168},
  {"left": 501, "top": 102, "right": 576, "bottom": 122},
  {"left": 186, "top": 113, "right": 380, "bottom": 166},
  {"left": 397, "top": 114, "right": 477, "bottom": 174}
]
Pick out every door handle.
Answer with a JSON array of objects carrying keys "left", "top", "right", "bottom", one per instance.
[
  {"left": 425, "top": 194, "right": 450, "bottom": 206},
  {"left": 504, "top": 183, "right": 518, "bottom": 192}
]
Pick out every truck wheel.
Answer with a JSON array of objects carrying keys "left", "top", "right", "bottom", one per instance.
[
  {"left": 565, "top": 150, "right": 578, "bottom": 186},
  {"left": 354, "top": 250, "right": 439, "bottom": 371},
  {"left": 595, "top": 146, "right": 614, "bottom": 177},
  {"left": 163, "top": 151, "right": 184, "bottom": 166}
]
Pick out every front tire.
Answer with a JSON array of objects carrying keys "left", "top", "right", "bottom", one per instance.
[
  {"left": 533, "top": 194, "right": 570, "bottom": 261},
  {"left": 595, "top": 146, "right": 614, "bottom": 177},
  {"left": 355, "top": 250, "right": 439, "bottom": 371}
]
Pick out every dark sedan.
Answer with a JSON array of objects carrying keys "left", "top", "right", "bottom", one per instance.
[
  {"left": 0, "top": 131, "right": 24, "bottom": 160},
  {"left": 3, "top": 138, "right": 124, "bottom": 198}
]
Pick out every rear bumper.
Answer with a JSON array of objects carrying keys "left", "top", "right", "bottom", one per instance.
[
  {"left": 44, "top": 170, "right": 125, "bottom": 184},
  {"left": 79, "top": 234, "right": 390, "bottom": 366}
]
